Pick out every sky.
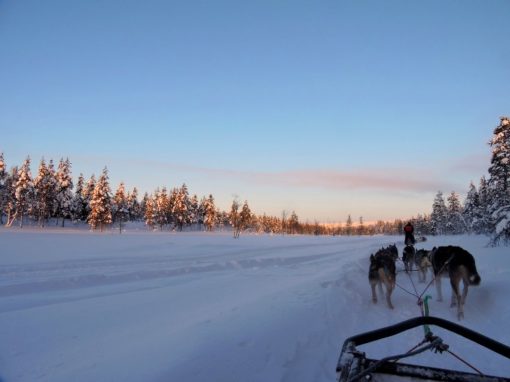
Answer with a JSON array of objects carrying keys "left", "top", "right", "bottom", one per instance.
[{"left": 1, "top": 0, "right": 509, "bottom": 222}]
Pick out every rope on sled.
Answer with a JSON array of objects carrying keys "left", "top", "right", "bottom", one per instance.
[{"left": 393, "top": 254, "right": 486, "bottom": 377}]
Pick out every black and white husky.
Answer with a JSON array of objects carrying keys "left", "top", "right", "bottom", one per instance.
[
  {"left": 369, "top": 246, "right": 397, "bottom": 309},
  {"left": 402, "top": 245, "right": 416, "bottom": 273},
  {"left": 429, "top": 246, "right": 481, "bottom": 320}
]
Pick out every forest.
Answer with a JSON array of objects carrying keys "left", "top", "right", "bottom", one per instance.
[{"left": 1, "top": 116, "right": 509, "bottom": 243}]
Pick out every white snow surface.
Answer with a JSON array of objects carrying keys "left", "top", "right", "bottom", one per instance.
[{"left": 0, "top": 229, "right": 509, "bottom": 381}]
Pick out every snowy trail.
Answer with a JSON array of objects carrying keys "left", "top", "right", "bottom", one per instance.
[{"left": 0, "top": 230, "right": 508, "bottom": 382}]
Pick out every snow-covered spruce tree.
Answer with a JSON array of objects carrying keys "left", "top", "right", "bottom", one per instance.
[
  {"left": 173, "top": 183, "right": 190, "bottom": 231},
  {"left": 87, "top": 167, "right": 112, "bottom": 232},
  {"left": 430, "top": 191, "right": 448, "bottom": 235},
  {"left": 188, "top": 194, "right": 199, "bottom": 229},
  {"left": 127, "top": 187, "right": 140, "bottom": 221},
  {"left": 345, "top": 214, "right": 353, "bottom": 235},
  {"left": 82, "top": 174, "right": 96, "bottom": 220},
  {"left": 154, "top": 188, "right": 169, "bottom": 231},
  {"left": 287, "top": 210, "right": 299, "bottom": 234},
  {"left": 4, "top": 166, "right": 18, "bottom": 226},
  {"left": 477, "top": 176, "right": 492, "bottom": 234},
  {"left": 446, "top": 191, "right": 465, "bottom": 234},
  {"left": 230, "top": 199, "right": 241, "bottom": 238},
  {"left": 239, "top": 200, "right": 252, "bottom": 234},
  {"left": 488, "top": 116, "right": 510, "bottom": 244},
  {"left": 0, "top": 153, "right": 7, "bottom": 224},
  {"left": 112, "top": 182, "right": 129, "bottom": 233},
  {"left": 71, "top": 173, "right": 87, "bottom": 222},
  {"left": 144, "top": 194, "right": 156, "bottom": 230},
  {"left": 462, "top": 182, "right": 483, "bottom": 234},
  {"left": 33, "top": 158, "right": 57, "bottom": 227},
  {"left": 55, "top": 158, "right": 73, "bottom": 227},
  {"left": 140, "top": 192, "right": 150, "bottom": 221},
  {"left": 203, "top": 194, "right": 216, "bottom": 232},
  {"left": 12, "top": 157, "right": 34, "bottom": 228}
]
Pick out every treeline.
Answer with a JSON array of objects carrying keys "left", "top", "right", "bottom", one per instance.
[
  {"left": 0, "top": 155, "right": 407, "bottom": 236},
  {"left": 1, "top": 116, "right": 509, "bottom": 241}
]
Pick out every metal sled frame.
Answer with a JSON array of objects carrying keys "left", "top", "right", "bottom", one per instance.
[{"left": 336, "top": 316, "right": 510, "bottom": 382}]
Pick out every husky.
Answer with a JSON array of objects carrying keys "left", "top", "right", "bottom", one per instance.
[
  {"left": 402, "top": 245, "right": 416, "bottom": 273},
  {"left": 429, "top": 246, "right": 481, "bottom": 320},
  {"left": 414, "top": 249, "right": 432, "bottom": 282},
  {"left": 369, "top": 248, "right": 397, "bottom": 309}
]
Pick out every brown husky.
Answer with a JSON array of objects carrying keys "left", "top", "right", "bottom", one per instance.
[
  {"left": 429, "top": 246, "right": 481, "bottom": 320},
  {"left": 369, "top": 247, "right": 397, "bottom": 309}
]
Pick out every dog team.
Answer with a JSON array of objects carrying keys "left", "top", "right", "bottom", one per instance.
[{"left": 369, "top": 222, "right": 481, "bottom": 320}]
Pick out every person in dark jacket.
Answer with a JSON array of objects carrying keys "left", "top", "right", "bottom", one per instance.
[{"left": 404, "top": 222, "right": 415, "bottom": 245}]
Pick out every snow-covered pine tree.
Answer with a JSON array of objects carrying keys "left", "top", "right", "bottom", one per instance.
[
  {"left": 71, "top": 173, "right": 87, "bottom": 222},
  {"left": 287, "top": 211, "right": 299, "bottom": 234},
  {"left": 144, "top": 194, "right": 156, "bottom": 230},
  {"left": 127, "top": 187, "right": 140, "bottom": 221},
  {"left": 463, "top": 182, "right": 483, "bottom": 234},
  {"left": 0, "top": 153, "right": 7, "bottom": 224},
  {"left": 55, "top": 158, "right": 73, "bottom": 227},
  {"left": 12, "top": 157, "right": 34, "bottom": 228},
  {"left": 4, "top": 166, "right": 18, "bottom": 226},
  {"left": 487, "top": 116, "right": 510, "bottom": 244},
  {"left": 87, "top": 167, "right": 112, "bottom": 231},
  {"left": 112, "top": 182, "right": 128, "bottom": 233},
  {"left": 446, "top": 191, "right": 465, "bottom": 234},
  {"left": 82, "top": 175, "right": 96, "bottom": 221},
  {"left": 188, "top": 194, "right": 199, "bottom": 229},
  {"left": 203, "top": 194, "right": 216, "bottom": 232},
  {"left": 33, "top": 158, "right": 56, "bottom": 227},
  {"left": 239, "top": 200, "right": 252, "bottom": 234},
  {"left": 477, "top": 176, "right": 492, "bottom": 234},
  {"left": 140, "top": 192, "right": 149, "bottom": 221},
  {"left": 430, "top": 191, "right": 448, "bottom": 235},
  {"left": 154, "top": 188, "right": 169, "bottom": 230},
  {"left": 230, "top": 199, "right": 241, "bottom": 238},
  {"left": 173, "top": 184, "right": 190, "bottom": 231},
  {"left": 345, "top": 215, "right": 353, "bottom": 235}
]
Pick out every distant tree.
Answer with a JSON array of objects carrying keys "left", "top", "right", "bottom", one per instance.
[
  {"left": 4, "top": 166, "right": 18, "bottom": 226},
  {"left": 477, "top": 176, "right": 492, "bottom": 234},
  {"left": 144, "top": 194, "right": 156, "bottom": 230},
  {"left": 33, "top": 158, "right": 56, "bottom": 227},
  {"left": 230, "top": 199, "right": 241, "bottom": 238},
  {"left": 463, "top": 182, "right": 483, "bottom": 234},
  {"left": 357, "top": 216, "right": 365, "bottom": 235},
  {"left": 345, "top": 214, "right": 353, "bottom": 235},
  {"left": 112, "top": 182, "right": 129, "bottom": 233},
  {"left": 287, "top": 210, "right": 299, "bottom": 234},
  {"left": 446, "top": 191, "right": 465, "bottom": 234},
  {"left": 173, "top": 184, "right": 190, "bottom": 231},
  {"left": 0, "top": 153, "right": 6, "bottom": 224},
  {"left": 12, "top": 157, "right": 34, "bottom": 228},
  {"left": 127, "top": 187, "right": 140, "bottom": 221},
  {"left": 203, "top": 194, "right": 216, "bottom": 232},
  {"left": 154, "top": 188, "right": 169, "bottom": 230},
  {"left": 82, "top": 175, "right": 96, "bottom": 220},
  {"left": 55, "top": 158, "right": 73, "bottom": 227},
  {"left": 239, "top": 200, "right": 253, "bottom": 233},
  {"left": 430, "top": 191, "right": 448, "bottom": 235},
  {"left": 487, "top": 116, "right": 510, "bottom": 244},
  {"left": 87, "top": 167, "right": 112, "bottom": 231},
  {"left": 71, "top": 173, "right": 87, "bottom": 222},
  {"left": 188, "top": 194, "right": 199, "bottom": 228}
]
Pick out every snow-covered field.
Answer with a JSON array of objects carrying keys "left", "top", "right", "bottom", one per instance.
[{"left": 0, "top": 228, "right": 508, "bottom": 382}]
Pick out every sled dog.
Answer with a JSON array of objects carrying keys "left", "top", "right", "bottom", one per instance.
[
  {"left": 402, "top": 245, "right": 416, "bottom": 273},
  {"left": 414, "top": 249, "right": 432, "bottom": 283},
  {"left": 369, "top": 247, "right": 397, "bottom": 309},
  {"left": 429, "top": 246, "right": 481, "bottom": 320}
]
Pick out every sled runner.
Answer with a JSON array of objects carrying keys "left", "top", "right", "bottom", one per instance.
[{"left": 336, "top": 316, "right": 510, "bottom": 382}]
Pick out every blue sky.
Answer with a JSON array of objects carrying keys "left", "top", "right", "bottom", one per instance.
[{"left": 1, "top": 0, "right": 508, "bottom": 222}]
